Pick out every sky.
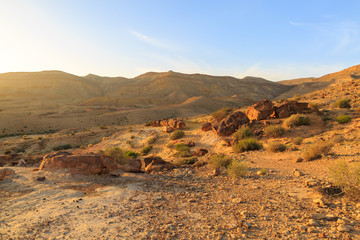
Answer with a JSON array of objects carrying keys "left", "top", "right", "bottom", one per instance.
[{"left": 1, "top": 0, "right": 360, "bottom": 81}]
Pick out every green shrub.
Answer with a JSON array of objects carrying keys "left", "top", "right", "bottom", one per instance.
[
  {"left": 233, "top": 138, "right": 263, "bottom": 153},
  {"left": 211, "top": 107, "right": 232, "bottom": 122},
  {"left": 147, "top": 136, "right": 156, "bottom": 145},
  {"left": 102, "top": 147, "right": 127, "bottom": 164},
  {"left": 264, "top": 125, "right": 285, "bottom": 137},
  {"left": 330, "top": 161, "right": 360, "bottom": 199},
  {"left": 302, "top": 141, "right": 333, "bottom": 161},
  {"left": 125, "top": 150, "right": 138, "bottom": 158},
  {"left": 174, "top": 158, "right": 198, "bottom": 166},
  {"left": 141, "top": 145, "right": 153, "bottom": 156},
  {"left": 4, "top": 150, "right": 11, "bottom": 155},
  {"left": 170, "top": 130, "right": 185, "bottom": 140},
  {"left": 208, "top": 154, "right": 233, "bottom": 169},
  {"left": 227, "top": 160, "right": 248, "bottom": 178},
  {"left": 337, "top": 115, "right": 351, "bottom": 124},
  {"left": 233, "top": 126, "right": 253, "bottom": 141},
  {"left": 293, "top": 137, "right": 303, "bottom": 145},
  {"left": 334, "top": 99, "right": 351, "bottom": 109},
  {"left": 174, "top": 144, "right": 192, "bottom": 158},
  {"left": 145, "top": 121, "right": 154, "bottom": 126},
  {"left": 52, "top": 144, "right": 72, "bottom": 151},
  {"left": 283, "top": 114, "right": 311, "bottom": 128},
  {"left": 37, "top": 136, "right": 43, "bottom": 140},
  {"left": 267, "top": 142, "right": 286, "bottom": 152}
]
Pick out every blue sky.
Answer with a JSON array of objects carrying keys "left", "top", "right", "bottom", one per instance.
[{"left": 1, "top": 0, "right": 360, "bottom": 80}]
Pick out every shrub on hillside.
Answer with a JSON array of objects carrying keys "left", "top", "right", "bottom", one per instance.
[
  {"left": 334, "top": 99, "right": 351, "bottom": 109},
  {"left": 52, "top": 144, "right": 72, "bottom": 151},
  {"left": 140, "top": 145, "right": 153, "bottom": 156},
  {"left": 308, "top": 102, "right": 319, "bottom": 110},
  {"left": 208, "top": 154, "right": 233, "bottom": 169},
  {"left": 233, "top": 138, "right": 263, "bottom": 153},
  {"left": 233, "top": 126, "right": 253, "bottom": 141},
  {"left": 170, "top": 130, "right": 185, "bottom": 140},
  {"left": 146, "top": 136, "right": 156, "bottom": 145},
  {"left": 102, "top": 147, "right": 127, "bottom": 164},
  {"left": 283, "top": 114, "right": 310, "bottom": 128},
  {"left": 293, "top": 137, "right": 303, "bottom": 145},
  {"left": 330, "top": 161, "right": 360, "bottom": 200},
  {"left": 124, "top": 150, "right": 138, "bottom": 158},
  {"left": 227, "top": 160, "right": 248, "bottom": 178},
  {"left": 174, "top": 143, "right": 192, "bottom": 158},
  {"left": 337, "top": 115, "right": 351, "bottom": 124},
  {"left": 174, "top": 157, "right": 198, "bottom": 167},
  {"left": 267, "top": 142, "right": 286, "bottom": 152},
  {"left": 302, "top": 141, "right": 333, "bottom": 161},
  {"left": 145, "top": 121, "right": 154, "bottom": 126},
  {"left": 211, "top": 107, "right": 232, "bottom": 122},
  {"left": 264, "top": 125, "right": 285, "bottom": 137}
]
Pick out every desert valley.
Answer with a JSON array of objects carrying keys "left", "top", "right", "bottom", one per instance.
[{"left": 1, "top": 64, "right": 360, "bottom": 239}]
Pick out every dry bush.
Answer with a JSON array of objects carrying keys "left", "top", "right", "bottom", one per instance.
[
  {"left": 293, "top": 137, "right": 303, "bottom": 145},
  {"left": 208, "top": 154, "right": 233, "bottom": 169},
  {"left": 174, "top": 143, "right": 192, "bottom": 158},
  {"left": 146, "top": 136, "right": 156, "bottom": 145},
  {"left": 102, "top": 147, "right": 127, "bottom": 164},
  {"left": 140, "top": 145, "right": 153, "bottom": 156},
  {"left": 174, "top": 157, "right": 198, "bottom": 167},
  {"left": 302, "top": 141, "right": 333, "bottom": 161},
  {"left": 264, "top": 125, "right": 285, "bottom": 137},
  {"left": 211, "top": 107, "right": 232, "bottom": 121},
  {"left": 284, "top": 114, "right": 310, "bottom": 128},
  {"left": 233, "top": 138, "right": 263, "bottom": 153},
  {"left": 233, "top": 126, "right": 253, "bottom": 141},
  {"left": 337, "top": 115, "right": 351, "bottom": 124},
  {"left": 170, "top": 130, "right": 185, "bottom": 140},
  {"left": 334, "top": 99, "right": 351, "bottom": 109},
  {"left": 330, "top": 161, "right": 360, "bottom": 199},
  {"left": 227, "top": 160, "right": 248, "bottom": 178},
  {"left": 267, "top": 142, "right": 286, "bottom": 152}
]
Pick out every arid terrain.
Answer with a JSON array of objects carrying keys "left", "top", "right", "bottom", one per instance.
[{"left": 1, "top": 65, "right": 360, "bottom": 239}]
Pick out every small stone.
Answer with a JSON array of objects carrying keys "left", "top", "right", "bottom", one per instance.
[
  {"left": 240, "top": 211, "right": 248, "bottom": 217},
  {"left": 256, "top": 170, "right": 266, "bottom": 176},
  {"left": 213, "top": 168, "right": 221, "bottom": 176},
  {"left": 311, "top": 213, "right": 325, "bottom": 220},
  {"left": 337, "top": 219, "right": 346, "bottom": 225},
  {"left": 299, "top": 225, "right": 308, "bottom": 231},
  {"left": 152, "top": 196, "right": 163, "bottom": 201},
  {"left": 324, "top": 214, "right": 337, "bottom": 221},
  {"left": 242, "top": 222, "right": 251, "bottom": 228},
  {"left": 37, "top": 177, "right": 46, "bottom": 181},
  {"left": 318, "top": 232, "right": 327, "bottom": 238},
  {"left": 294, "top": 157, "right": 303, "bottom": 163},
  {"left": 337, "top": 224, "right": 351, "bottom": 232},
  {"left": 293, "top": 170, "right": 304, "bottom": 177},
  {"left": 313, "top": 198, "right": 327, "bottom": 207},
  {"left": 231, "top": 198, "right": 243, "bottom": 204},
  {"left": 188, "top": 199, "right": 196, "bottom": 203},
  {"left": 307, "top": 227, "right": 316, "bottom": 233},
  {"left": 350, "top": 220, "right": 358, "bottom": 226},
  {"left": 305, "top": 179, "right": 318, "bottom": 187},
  {"left": 308, "top": 219, "right": 319, "bottom": 226}
]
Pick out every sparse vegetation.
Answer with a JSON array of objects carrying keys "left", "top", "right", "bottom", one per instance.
[
  {"left": 145, "top": 121, "right": 154, "bottom": 126},
  {"left": 293, "top": 137, "right": 303, "bottom": 145},
  {"left": 330, "top": 161, "right": 360, "bottom": 199},
  {"left": 233, "top": 126, "right": 253, "bottom": 141},
  {"left": 337, "top": 115, "right": 351, "bottom": 124},
  {"left": 174, "top": 144, "right": 192, "bottom": 157},
  {"left": 334, "top": 99, "right": 351, "bottom": 109},
  {"left": 141, "top": 145, "right": 153, "bottom": 156},
  {"left": 267, "top": 142, "right": 286, "bottom": 152},
  {"left": 52, "top": 144, "right": 72, "bottom": 151},
  {"left": 146, "top": 136, "right": 156, "bottom": 145},
  {"left": 208, "top": 154, "right": 233, "bottom": 169},
  {"left": 102, "top": 147, "right": 127, "bottom": 165},
  {"left": 283, "top": 114, "right": 310, "bottom": 128},
  {"left": 302, "top": 141, "right": 333, "bottom": 161},
  {"left": 170, "top": 130, "right": 185, "bottom": 140},
  {"left": 4, "top": 150, "right": 11, "bottom": 155},
  {"left": 264, "top": 125, "right": 285, "bottom": 137},
  {"left": 124, "top": 150, "right": 138, "bottom": 158},
  {"left": 211, "top": 107, "right": 232, "bottom": 121},
  {"left": 308, "top": 102, "right": 319, "bottom": 110},
  {"left": 233, "top": 138, "right": 263, "bottom": 153},
  {"left": 174, "top": 157, "right": 198, "bottom": 166},
  {"left": 227, "top": 160, "right": 248, "bottom": 178}
]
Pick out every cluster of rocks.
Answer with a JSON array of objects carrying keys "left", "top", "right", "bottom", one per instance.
[
  {"left": 203, "top": 99, "right": 313, "bottom": 136},
  {"left": 0, "top": 154, "right": 43, "bottom": 167},
  {"left": 39, "top": 151, "right": 174, "bottom": 175},
  {"left": 151, "top": 118, "right": 187, "bottom": 133}
]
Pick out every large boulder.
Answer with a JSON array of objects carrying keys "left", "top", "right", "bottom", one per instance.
[
  {"left": 201, "top": 122, "right": 212, "bottom": 131},
  {"left": 152, "top": 118, "right": 186, "bottom": 129},
  {"left": 272, "top": 101, "right": 310, "bottom": 118},
  {"left": 212, "top": 110, "right": 250, "bottom": 136},
  {"left": 142, "top": 156, "right": 174, "bottom": 173},
  {"left": 246, "top": 99, "right": 274, "bottom": 121}
]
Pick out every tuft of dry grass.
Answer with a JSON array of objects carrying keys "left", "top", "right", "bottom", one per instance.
[
  {"left": 233, "top": 126, "right": 253, "bottom": 141},
  {"left": 233, "top": 138, "right": 262, "bottom": 153},
  {"left": 102, "top": 147, "right": 127, "bottom": 165},
  {"left": 302, "top": 141, "right": 333, "bottom": 161},
  {"left": 208, "top": 154, "right": 233, "bottom": 169},
  {"left": 264, "top": 125, "right": 285, "bottom": 138},
  {"left": 211, "top": 107, "right": 232, "bottom": 122},
  {"left": 170, "top": 130, "right": 185, "bottom": 140},
  {"left": 227, "top": 160, "right": 248, "bottom": 178},
  {"left": 283, "top": 114, "right": 310, "bottom": 128},
  {"left": 267, "top": 142, "right": 286, "bottom": 152},
  {"left": 330, "top": 161, "right": 360, "bottom": 200}
]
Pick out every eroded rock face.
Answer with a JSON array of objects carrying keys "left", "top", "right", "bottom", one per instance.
[
  {"left": 152, "top": 118, "right": 186, "bottom": 130},
  {"left": 193, "top": 148, "right": 208, "bottom": 157},
  {"left": 272, "top": 101, "right": 310, "bottom": 118},
  {"left": 142, "top": 156, "right": 174, "bottom": 173},
  {"left": 39, "top": 152, "right": 141, "bottom": 174},
  {"left": 212, "top": 110, "right": 250, "bottom": 136},
  {"left": 201, "top": 123, "right": 212, "bottom": 131},
  {"left": 246, "top": 99, "right": 274, "bottom": 121}
]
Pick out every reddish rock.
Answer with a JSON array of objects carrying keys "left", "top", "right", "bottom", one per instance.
[
  {"left": 163, "top": 126, "right": 174, "bottom": 133},
  {"left": 193, "top": 148, "right": 208, "bottom": 157},
  {"left": 172, "top": 139, "right": 195, "bottom": 147},
  {"left": 142, "top": 156, "right": 174, "bottom": 173},
  {"left": 271, "top": 101, "right": 310, "bottom": 118},
  {"left": 152, "top": 118, "right": 186, "bottom": 129},
  {"left": 246, "top": 99, "right": 274, "bottom": 121},
  {"left": 118, "top": 158, "right": 142, "bottom": 173},
  {"left": 213, "top": 110, "right": 250, "bottom": 136},
  {"left": 201, "top": 122, "right": 212, "bottom": 131},
  {"left": 0, "top": 168, "right": 15, "bottom": 180}
]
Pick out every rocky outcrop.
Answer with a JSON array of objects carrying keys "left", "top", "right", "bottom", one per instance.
[
  {"left": 39, "top": 152, "right": 141, "bottom": 175},
  {"left": 142, "top": 156, "right": 174, "bottom": 173},
  {"left": 271, "top": 101, "right": 311, "bottom": 118},
  {"left": 152, "top": 118, "right": 186, "bottom": 130},
  {"left": 201, "top": 123, "right": 212, "bottom": 131},
  {"left": 212, "top": 110, "right": 250, "bottom": 136},
  {"left": 246, "top": 99, "right": 274, "bottom": 121},
  {"left": 193, "top": 149, "right": 208, "bottom": 157}
]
